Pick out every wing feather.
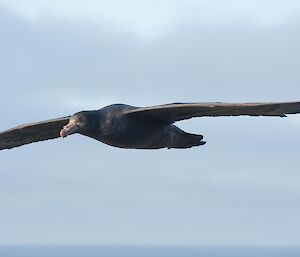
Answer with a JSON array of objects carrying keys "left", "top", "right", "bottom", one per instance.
[
  {"left": 0, "top": 116, "right": 70, "bottom": 150},
  {"left": 124, "top": 102, "right": 300, "bottom": 124}
]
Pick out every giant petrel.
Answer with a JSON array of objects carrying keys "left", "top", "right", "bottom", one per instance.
[{"left": 1, "top": 102, "right": 300, "bottom": 150}]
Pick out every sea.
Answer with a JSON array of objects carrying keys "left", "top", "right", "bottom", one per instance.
[{"left": 0, "top": 246, "right": 300, "bottom": 257}]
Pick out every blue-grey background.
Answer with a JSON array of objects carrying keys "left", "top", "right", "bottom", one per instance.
[{"left": 0, "top": 0, "right": 300, "bottom": 246}]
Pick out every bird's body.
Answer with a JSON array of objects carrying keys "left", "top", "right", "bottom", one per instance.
[
  {"left": 1, "top": 101, "right": 300, "bottom": 151},
  {"left": 65, "top": 104, "right": 205, "bottom": 149}
]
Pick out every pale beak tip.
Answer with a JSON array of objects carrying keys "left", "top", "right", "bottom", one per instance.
[{"left": 60, "top": 129, "right": 66, "bottom": 138}]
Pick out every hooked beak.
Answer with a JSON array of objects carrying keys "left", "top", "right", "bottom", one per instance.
[{"left": 60, "top": 119, "right": 78, "bottom": 138}]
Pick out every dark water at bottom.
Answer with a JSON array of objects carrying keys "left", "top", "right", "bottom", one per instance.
[{"left": 0, "top": 246, "right": 299, "bottom": 257}]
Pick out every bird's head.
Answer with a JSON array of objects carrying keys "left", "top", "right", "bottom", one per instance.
[{"left": 60, "top": 111, "right": 97, "bottom": 138}]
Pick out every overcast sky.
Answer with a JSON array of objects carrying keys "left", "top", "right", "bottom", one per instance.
[{"left": 1, "top": 0, "right": 300, "bottom": 246}]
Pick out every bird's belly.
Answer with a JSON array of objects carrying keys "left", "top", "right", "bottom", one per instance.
[{"left": 96, "top": 120, "right": 169, "bottom": 149}]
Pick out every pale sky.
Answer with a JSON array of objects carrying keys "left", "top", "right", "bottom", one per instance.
[
  {"left": 2, "top": 0, "right": 300, "bottom": 38},
  {"left": 1, "top": 0, "right": 300, "bottom": 246}
]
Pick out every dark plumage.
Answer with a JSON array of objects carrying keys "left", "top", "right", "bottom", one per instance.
[{"left": 1, "top": 101, "right": 300, "bottom": 150}]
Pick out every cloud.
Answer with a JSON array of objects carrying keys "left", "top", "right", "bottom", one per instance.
[
  {"left": 2, "top": 0, "right": 300, "bottom": 39},
  {"left": 1, "top": 4, "right": 300, "bottom": 122}
]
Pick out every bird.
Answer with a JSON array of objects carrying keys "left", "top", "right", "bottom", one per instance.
[{"left": 1, "top": 101, "right": 300, "bottom": 151}]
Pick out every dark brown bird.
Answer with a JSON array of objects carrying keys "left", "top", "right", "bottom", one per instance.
[{"left": 1, "top": 102, "right": 300, "bottom": 150}]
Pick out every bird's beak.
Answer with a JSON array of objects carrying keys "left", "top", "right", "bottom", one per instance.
[{"left": 60, "top": 120, "right": 78, "bottom": 138}]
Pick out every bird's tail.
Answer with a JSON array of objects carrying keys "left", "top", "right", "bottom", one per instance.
[{"left": 168, "top": 125, "right": 206, "bottom": 149}]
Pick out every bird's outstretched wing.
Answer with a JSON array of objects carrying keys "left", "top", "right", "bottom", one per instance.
[
  {"left": 0, "top": 116, "right": 70, "bottom": 150},
  {"left": 124, "top": 102, "right": 300, "bottom": 124}
]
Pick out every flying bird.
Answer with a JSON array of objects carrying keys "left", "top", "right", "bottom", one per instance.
[{"left": 1, "top": 102, "right": 300, "bottom": 151}]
